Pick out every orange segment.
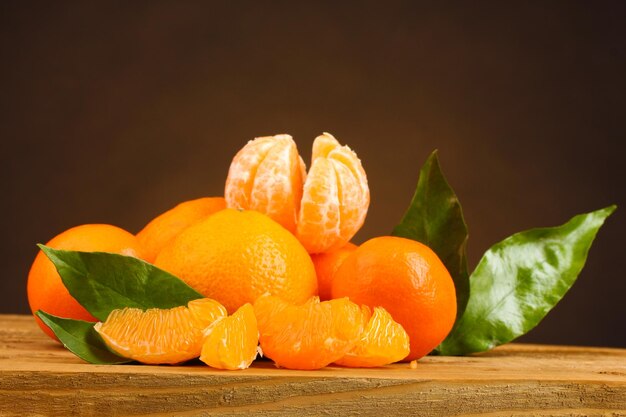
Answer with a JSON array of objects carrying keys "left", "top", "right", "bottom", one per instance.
[
  {"left": 136, "top": 197, "right": 226, "bottom": 263},
  {"left": 254, "top": 295, "right": 364, "bottom": 370},
  {"left": 335, "top": 306, "right": 410, "bottom": 367},
  {"left": 224, "top": 136, "right": 277, "bottom": 209},
  {"left": 311, "top": 132, "right": 339, "bottom": 159},
  {"left": 296, "top": 133, "right": 369, "bottom": 253},
  {"left": 200, "top": 303, "right": 259, "bottom": 370},
  {"left": 225, "top": 134, "right": 305, "bottom": 233},
  {"left": 296, "top": 157, "right": 341, "bottom": 252},
  {"left": 94, "top": 298, "right": 226, "bottom": 364}
]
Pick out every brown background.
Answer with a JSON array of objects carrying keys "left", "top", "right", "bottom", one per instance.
[{"left": 1, "top": 1, "right": 625, "bottom": 347}]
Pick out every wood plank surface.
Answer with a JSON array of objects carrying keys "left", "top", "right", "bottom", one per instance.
[{"left": 0, "top": 314, "right": 624, "bottom": 416}]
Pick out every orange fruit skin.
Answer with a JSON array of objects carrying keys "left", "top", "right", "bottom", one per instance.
[
  {"left": 154, "top": 209, "right": 318, "bottom": 314},
  {"left": 27, "top": 224, "right": 146, "bottom": 341},
  {"left": 136, "top": 197, "right": 226, "bottom": 263},
  {"left": 310, "top": 242, "right": 357, "bottom": 301},
  {"left": 331, "top": 236, "right": 457, "bottom": 361}
]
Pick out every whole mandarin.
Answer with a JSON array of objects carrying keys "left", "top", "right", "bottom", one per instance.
[
  {"left": 310, "top": 242, "right": 357, "bottom": 301},
  {"left": 154, "top": 209, "right": 318, "bottom": 313},
  {"left": 27, "top": 224, "right": 146, "bottom": 340},
  {"left": 137, "top": 197, "right": 226, "bottom": 263},
  {"left": 331, "top": 236, "right": 456, "bottom": 361}
]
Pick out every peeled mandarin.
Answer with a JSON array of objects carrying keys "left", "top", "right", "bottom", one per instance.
[{"left": 224, "top": 133, "right": 369, "bottom": 254}]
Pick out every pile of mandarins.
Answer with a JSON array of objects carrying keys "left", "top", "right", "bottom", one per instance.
[{"left": 27, "top": 133, "right": 456, "bottom": 370}]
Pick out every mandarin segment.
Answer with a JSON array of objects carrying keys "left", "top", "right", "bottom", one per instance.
[
  {"left": 154, "top": 209, "right": 317, "bottom": 314},
  {"left": 254, "top": 295, "right": 364, "bottom": 370},
  {"left": 224, "top": 136, "right": 278, "bottom": 210},
  {"left": 225, "top": 134, "right": 305, "bottom": 233},
  {"left": 331, "top": 236, "right": 457, "bottom": 361},
  {"left": 200, "top": 303, "right": 259, "bottom": 370},
  {"left": 27, "top": 224, "right": 146, "bottom": 341},
  {"left": 94, "top": 298, "right": 226, "bottom": 364},
  {"left": 296, "top": 157, "right": 341, "bottom": 252},
  {"left": 297, "top": 133, "right": 369, "bottom": 253},
  {"left": 335, "top": 306, "right": 410, "bottom": 367},
  {"left": 136, "top": 197, "right": 226, "bottom": 263}
]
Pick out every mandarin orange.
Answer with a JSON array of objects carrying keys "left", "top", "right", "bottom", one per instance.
[
  {"left": 310, "top": 242, "right": 357, "bottom": 301},
  {"left": 331, "top": 236, "right": 456, "bottom": 361},
  {"left": 27, "top": 224, "right": 146, "bottom": 340},
  {"left": 154, "top": 209, "right": 317, "bottom": 314},
  {"left": 137, "top": 197, "right": 225, "bottom": 263}
]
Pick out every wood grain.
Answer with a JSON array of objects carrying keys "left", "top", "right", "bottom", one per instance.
[{"left": 0, "top": 314, "right": 624, "bottom": 416}]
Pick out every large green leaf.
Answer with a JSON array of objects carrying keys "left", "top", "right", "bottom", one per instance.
[
  {"left": 392, "top": 150, "right": 470, "bottom": 321},
  {"left": 36, "top": 310, "right": 130, "bottom": 364},
  {"left": 39, "top": 245, "right": 203, "bottom": 321},
  {"left": 438, "top": 205, "right": 616, "bottom": 355}
]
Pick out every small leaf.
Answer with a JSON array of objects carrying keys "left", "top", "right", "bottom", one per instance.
[
  {"left": 392, "top": 150, "right": 470, "bottom": 321},
  {"left": 36, "top": 310, "right": 130, "bottom": 364},
  {"left": 438, "top": 205, "right": 616, "bottom": 356},
  {"left": 38, "top": 245, "right": 203, "bottom": 321}
]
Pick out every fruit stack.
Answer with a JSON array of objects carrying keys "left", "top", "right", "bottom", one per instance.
[{"left": 27, "top": 132, "right": 613, "bottom": 370}]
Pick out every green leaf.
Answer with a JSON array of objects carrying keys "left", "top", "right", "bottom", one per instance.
[
  {"left": 38, "top": 245, "right": 203, "bottom": 321},
  {"left": 438, "top": 205, "right": 616, "bottom": 356},
  {"left": 392, "top": 150, "right": 470, "bottom": 321},
  {"left": 36, "top": 310, "right": 130, "bottom": 364}
]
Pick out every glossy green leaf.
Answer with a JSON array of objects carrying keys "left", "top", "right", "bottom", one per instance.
[
  {"left": 438, "top": 205, "right": 616, "bottom": 355},
  {"left": 39, "top": 245, "right": 203, "bottom": 321},
  {"left": 392, "top": 150, "right": 470, "bottom": 321},
  {"left": 36, "top": 310, "right": 130, "bottom": 364}
]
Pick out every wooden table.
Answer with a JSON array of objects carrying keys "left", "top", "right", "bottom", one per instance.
[{"left": 0, "top": 314, "right": 624, "bottom": 416}]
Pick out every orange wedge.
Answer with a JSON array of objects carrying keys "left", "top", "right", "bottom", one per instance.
[
  {"left": 94, "top": 298, "right": 226, "bottom": 364},
  {"left": 335, "top": 306, "right": 410, "bottom": 367},
  {"left": 200, "top": 303, "right": 259, "bottom": 370},
  {"left": 224, "top": 135, "right": 305, "bottom": 233},
  {"left": 296, "top": 133, "right": 369, "bottom": 253},
  {"left": 254, "top": 295, "right": 364, "bottom": 370}
]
